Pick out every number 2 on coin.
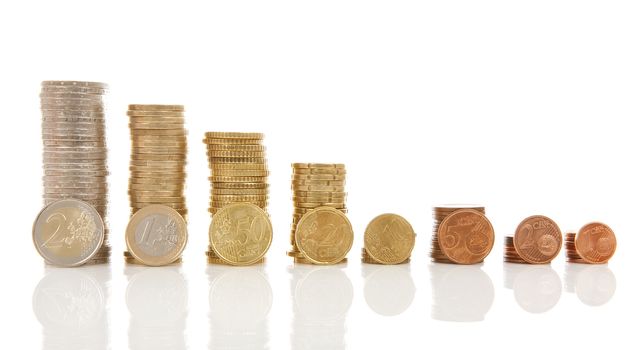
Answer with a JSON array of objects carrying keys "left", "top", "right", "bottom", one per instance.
[{"left": 41, "top": 212, "right": 67, "bottom": 248}]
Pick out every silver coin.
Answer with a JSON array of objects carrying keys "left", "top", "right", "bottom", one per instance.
[{"left": 32, "top": 199, "right": 105, "bottom": 267}]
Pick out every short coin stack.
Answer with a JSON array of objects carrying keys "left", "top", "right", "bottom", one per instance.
[
  {"left": 125, "top": 104, "right": 188, "bottom": 265},
  {"left": 39, "top": 80, "right": 111, "bottom": 265},
  {"left": 430, "top": 205, "right": 494, "bottom": 264},
  {"left": 565, "top": 223, "right": 617, "bottom": 264},
  {"left": 504, "top": 215, "right": 562, "bottom": 264},
  {"left": 287, "top": 163, "right": 349, "bottom": 264},
  {"left": 362, "top": 213, "right": 415, "bottom": 265},
  {"left": 203, "top": 132, "right": 270, "bottom": 264}
]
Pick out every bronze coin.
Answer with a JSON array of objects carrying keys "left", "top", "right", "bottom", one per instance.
[
  {"left": 513, "top": 215, "right": 562, "bottom": 264},
  {"left": 437, "top": 209, "right": 494, "bottom": 264},
  {"left": 575, "top": 222, "right": 617, "bottom": 264}
]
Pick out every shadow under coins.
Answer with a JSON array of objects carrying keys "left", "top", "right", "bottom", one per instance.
[
  {"left": 361, "top": 263, "right": 416, "bottom": 316},
  {"left": 564, "top": 263, "right": 616, "bottom": 306},
  {"left": 289, "top": 264, "right": 354, "bottom": 350},
  {"left": 207, "top": 264, "right": 273, "bottom": 350},
  {"left": 429, "top": 263, "right": 494, "bottom": 322},
  {"left": 503, "top": 263, "right": 562, "bottom": 314},
  {"left": 124, "top": 265, "right": 188, "bottom": 350},
  {"left": 32, "top": 265, "right": 112, "bottom": 350}
]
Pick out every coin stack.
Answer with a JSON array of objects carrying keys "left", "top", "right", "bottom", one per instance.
[
  {"left": 565, "top": 222, "right": 617, "bottom": 264},
  {"left": 287, "top": 163, "right": 347, "bottom": 264},
  {"left": 40, "top": 80, "right": 111, "bottom": 264},
  {"left": 203, "top": 132, "right": 270, "bottom": 264},
  {"left": 430, "top": 205, "right": 490, "bottom": 264},
  {"left": 125, "top": 104, "right": 188, "bottom": 264},
  {"left": 503, "top": 236, "right": 525, "bottom": 264}
]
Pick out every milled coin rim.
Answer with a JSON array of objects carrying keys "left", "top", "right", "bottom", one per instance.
[
  {"left": 364, "top": 213, "right": 415, "bottom": 265},
  {"left": 295, "top": 206, "right": 354, "bottom": 265},
  {"left": 208, "top": 203, "right": 273, "bottom": 266},
  {"left": 125, "top": 204, "right": 188, "bottom": 267},
  {"left": 32, "top": 198, "right": 105, "bottom": 267}
]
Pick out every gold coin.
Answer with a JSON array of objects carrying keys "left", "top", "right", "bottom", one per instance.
[
  {"left": 210, "top": 163, "right": 268, "bottom": 170},
  {"left": 128, "top": 104, "right": 184, "bottom": 111},
  {"left": 210, "top": 176, "right": 267, "bottom": 183},
  {"left": 212, "top": 182, "right": 269, "bottom": 189},
  {"left": 211, "top": 169, "right": 270, "bottom": 177},
  {"left": 211, "top": 188, "right": 269, "bottom": 195},
  {"left": 292, "top": 174, "right": 346, "bottom": 181},
  {"left": 364, "top": 213, "right": 415, "bottom": 265},
  {"left": 208, "top": 203, "right": 272, "bottom": 266},
  {"left": 204, "top": 131, "right": 263, "bottom": 139},
  {"left": 203, "top": 138, "right": 263, "bottom": 145},
  {"left": 292, "top": 163, "right": 345, "bottom": 169},
  {"left": 208, "top": 157, "right": 266, "bottom": 164},
  {"left": 295, "top": 206, "right": 353, "bottom": 265},
  {"left": 292, "top": 168, "right": 347, "bottom": 175},
  {"left": 206, "top": 144, "right": 265, "bottom": 151},
  {"left": 125, "top": 204, "right": 187, "bottom": 266}
]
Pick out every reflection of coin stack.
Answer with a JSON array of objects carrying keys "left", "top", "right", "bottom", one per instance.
[
  {"left": 125, "top": 104, "right": 188, "bottom": 264},
  {"left": 125, "top": 266, "right": 187, "bottom": 350},
  {"left": 287, "top": 163, "right": 347, "bottom": 263},
  {"left": 289, "top": 265, "right": 353, "bottom": 350},
  {"left": 207, "top": 265, "right": 272, "bottom": 350},
  {"left": 40, "top": 81, "right": 110, "bottom": 264},
  {"left": 33, "top": 266, "right": 111, "bottom": 350},
  {"left": 203, "top": 132, "right": 270, "bottom": 264},
  {"left": 430, "top": 205, "right": 485, "bottom": 263}
]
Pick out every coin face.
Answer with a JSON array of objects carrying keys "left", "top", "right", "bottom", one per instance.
[
  {"left": 575, "top": 222, "right": 616, "bottom": 264},
  {"left": 437, "top": 209, "right": 494, "bottom": 264},
  {"left": 513, "top": 215, "right": 562, "bottom": 264},
  {"left": 295, "top": 206, "right": 353, "bottom": 264},
  {"left": 32, "top": 199, "right": 104, "bottom": 267},
  {"left": 364, "top": 214, "right": 415, "bottom": 264},
  {"left": 125, "top": 205, "right": 188, "bottom": 266},
  {"left": 208, "top": 203, "right": 272, "bottom": 265}
]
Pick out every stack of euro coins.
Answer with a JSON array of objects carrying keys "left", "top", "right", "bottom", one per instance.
[
  {"left": 565, "top": 223, "right": 617, "bottom": 264},
  {"left": 125, "top": 104, "right": 188, "bottom": 264},
  {"left": 503, "top": 236, "right": 524, "bottom": 263},
  {"left": 40, "top": 80, "right": 111, "bottom": 264},
  {"left": 287, "top": 163, "right": 347, "bottom": 264},
  {"left": 203, "top": 132, "right": 269, "bottom": 264},
  {"left": 430, "top": 205, "right": 494, "bottom": 264}
]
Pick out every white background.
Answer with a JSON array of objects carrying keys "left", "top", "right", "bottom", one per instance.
[{"left": 1, "top": 0, "right": 632, "bottom": 349}]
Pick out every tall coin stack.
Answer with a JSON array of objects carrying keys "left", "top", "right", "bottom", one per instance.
[
  {"left": 287, "top": 163, "right": 347, "bottom": 264},
  {"left": 126, "top": 104, "right": 188, "bottom": 264},
  {"left": 430, "top": 205, "right": 494, "bottom": 264},
  {"left": 40, "top": 80, "right": 111, "bottom": 264},
  {"left": 203, "top": 132, "right": 270, "bottom": 264}
]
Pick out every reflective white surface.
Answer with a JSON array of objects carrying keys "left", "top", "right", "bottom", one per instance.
[
  {"left": 2, "top": 0, "right": 632, "bottom": 348},
  {"left": 22, "top": 256, "right": 626, "bottom": 349}
]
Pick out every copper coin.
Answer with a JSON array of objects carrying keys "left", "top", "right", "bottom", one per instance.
[
  {"left": 513, "top": 215, "right": 562, "bottom": 264},
  {"left": 575, "top": 222, "right": 617, "bottom": 264},
  {"left": 437, "top": 209, "right": 494, "bottom": 264}
]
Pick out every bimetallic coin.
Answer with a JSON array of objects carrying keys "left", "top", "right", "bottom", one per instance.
[
  {"left": 32, "top": 199, "right": 105, "bottom": 267},
  {"left": 125, "top": 205, "right": 188, "bottom": 266},
  {"left": 128, "top": 104, "right": 184, "bottom": 111},
  {"left": 575, "top": 222, "right": 616, "bottom": 264},
  {"left": 208, "top": 203, "right": 272, "bottom": 266},
  {"left": 437, "top": 209, "right": 495, "bottom": 264},
  {"left": 205, "top": 131, "right": 263, "bottom": 139},
  {"left": 513, "top": 215, "right": 562, "bottom": 264},
  {"left": 295, "top": 206, "right": 353, "bottom": 265},
  {"left": 364, "top": 213, "right": 415, "bottom": 265}
]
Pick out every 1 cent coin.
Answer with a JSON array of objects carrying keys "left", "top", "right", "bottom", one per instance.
[{"left": 575, "top": 222, "right": 616, "bottom": 264}]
